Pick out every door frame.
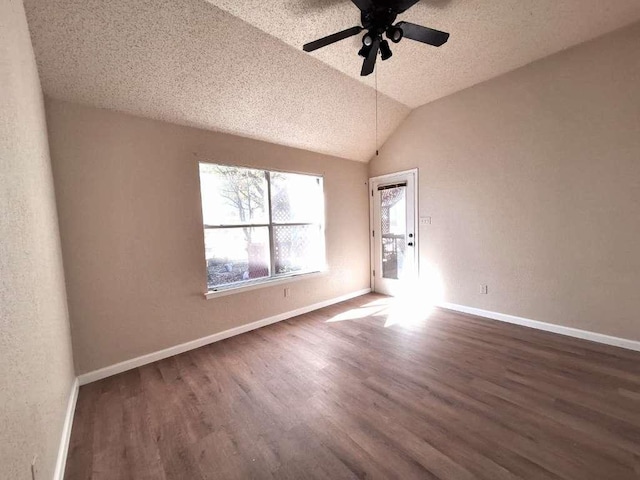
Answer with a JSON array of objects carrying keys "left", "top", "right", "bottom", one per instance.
[{"left": 369, "top": 168, "right": 419, "bottom": 294}]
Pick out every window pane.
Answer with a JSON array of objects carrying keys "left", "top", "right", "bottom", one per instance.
[
  {"left": 204, "top": 227, "right": 270, "bottom": 289},
  {"left": 271, "top": 172, "right": 323, "bottom": 224},
  {"left": 199, "top": 163, "right": 269, "bottom": 226},
  {"left": 274, "top": 225, "right": 323, "bottom": 275}
]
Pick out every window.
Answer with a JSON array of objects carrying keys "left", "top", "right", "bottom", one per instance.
[{"left": 199, "top": 163, "right": 325, "bottom": 292}]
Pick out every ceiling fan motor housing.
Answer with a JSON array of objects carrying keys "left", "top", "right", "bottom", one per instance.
[
  {"left": 361, "top": 8, "right": 398, "bottom": 34},
  {"left": 361, "top": 6, "right": 403, "bottom": 55}
]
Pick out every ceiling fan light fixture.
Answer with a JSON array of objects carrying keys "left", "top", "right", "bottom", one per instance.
[
  {"left": 386, "top": 26, "right": 403, "bottom": 43},
  {"left": 358, "top": 44, "right": 372, "bottom": 58},
  {"left": 362, "top": 33, "right": 374, "bottom": 47},
  {"left": 379, "top": 39, "right": 392, "bottom": 60}
]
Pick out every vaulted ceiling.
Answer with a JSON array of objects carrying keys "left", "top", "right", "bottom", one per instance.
[{"left": 24, "top": 0, "right": 640, "bottom": 162}]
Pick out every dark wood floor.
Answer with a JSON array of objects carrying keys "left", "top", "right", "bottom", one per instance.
[{"left": 65, "top": 294, "right": 640, "bottom": 479}]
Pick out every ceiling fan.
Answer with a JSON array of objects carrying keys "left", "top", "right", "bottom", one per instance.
[{"left": 303, "top": 0, "right": 450, "bottom": 76}]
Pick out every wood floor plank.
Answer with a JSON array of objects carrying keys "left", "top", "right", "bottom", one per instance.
[{"left": 65, "top": 294, "right": 640, "bottom": 479}]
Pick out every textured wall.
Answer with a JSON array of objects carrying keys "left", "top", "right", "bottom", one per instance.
[
  {"left": 46, "top": 99, "right": 371, "bottom": 374},
  {"left": 370, "top": 22, "right": 640, "bottom": 341},
  {"left": 0, "top": 1, "right": 76, "bottom": 479}
]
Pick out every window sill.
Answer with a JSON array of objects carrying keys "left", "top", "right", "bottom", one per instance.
[{"left": 204, "top": 270, "right": 327, "bottom": 300}]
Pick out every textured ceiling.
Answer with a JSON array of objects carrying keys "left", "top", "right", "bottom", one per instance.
[
  {"left": 23, "top": 0, "right": 409, "bottom": 162},
  {"left": 24, "top": 0, "right": 640, "bottom": 162},
  {"left": 210, "top": 0, "right": 640, "bottom": 108}
]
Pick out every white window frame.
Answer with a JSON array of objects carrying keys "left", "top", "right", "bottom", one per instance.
[{"left": 199, "top": 163, "right": 327, "bottom": 299}]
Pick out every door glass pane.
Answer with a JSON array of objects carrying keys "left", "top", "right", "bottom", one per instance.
[
  {"left": 380, "top": 186, "right": 407, "bottom": 280},
  {"left": 274, "top": 224, "right": 323, "bottom": 275},
  {"left": 204, "top": 227, "right": 270, "bottom": 289},
  {"left": 199, "top": 164, "right": 269, "bottom": 226}
]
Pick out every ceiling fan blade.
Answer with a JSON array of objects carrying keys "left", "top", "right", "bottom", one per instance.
[
  {"left": 396, "top": 21, "right": 449, "bottom": 46},
  {"left": 360, "top": 36, "right": 380, "bottom": 76},
  {"left": 393, "top": 0, "right": 421, "bottom": 13},
  {"left": 350, "top": 0, "right": 374, "bottom": 12},
  {"left": 303, "top": 26, "right": 363, "bottom": 52}
]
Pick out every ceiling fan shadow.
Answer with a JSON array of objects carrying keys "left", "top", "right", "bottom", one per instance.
[
  {"left": 287, "top": 0, "right": 454, "bottom": 17},
  {"left": 414, "top": 0, "right": 453, "bottom": 10},
  {"left": 286, "top": 0, "right": 346, "bottom": 16}
]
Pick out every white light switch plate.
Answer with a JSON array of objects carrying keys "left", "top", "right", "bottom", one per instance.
[{"left": 419, "top": 216, "right": 431, "bottom": 226}]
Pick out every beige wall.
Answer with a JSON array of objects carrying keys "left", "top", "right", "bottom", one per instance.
[
  {"left": 0, "top": 1, "right": 76, "bottom": 479},
  {"left": 46, "top": 99, "right": 371, "bottom": 374},
  {"left": 370, "top": 22, "right": 640, "bottom": 341}
]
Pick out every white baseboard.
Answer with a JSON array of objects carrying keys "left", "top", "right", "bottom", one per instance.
[
  {"left": 439, "top": 302, "right": 640, "bottom": 352},
  {"left": 78, "top": 288, "right": 371, "bottom": 385},
  {"left": 53, "top": 377, "right": 79, "bottom": 480}
]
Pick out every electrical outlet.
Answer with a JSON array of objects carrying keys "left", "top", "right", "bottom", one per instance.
[
  {"left": 284, "top": 287, "right": 290, "bottom": 298},
  {"left": 419, "top": 216, "right": 432, "bottom": 226},
  {"left": 480, "top": 284, "right": 489, "bottom": 295},
  {"left": 31, "top": 455, "right": 38, "bottom": 480}
]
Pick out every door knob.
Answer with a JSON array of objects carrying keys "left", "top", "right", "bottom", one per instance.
[{"left": 408, "top": 242, "right": 414, "bottom": 246}]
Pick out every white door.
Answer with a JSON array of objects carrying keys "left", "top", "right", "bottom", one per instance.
[{"left": 370, "top": 170, "right": 418, "bottom": 296}]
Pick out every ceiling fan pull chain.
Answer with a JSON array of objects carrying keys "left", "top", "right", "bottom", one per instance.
[{"left": 375, "top": 66, "right": 379, "bottom": 156}]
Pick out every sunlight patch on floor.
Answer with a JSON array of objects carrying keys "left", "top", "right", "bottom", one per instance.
[
  {"left": 384, "top": 263, "right": 446, "bottom": 328},
  {"left": 326, "top": 305, "right": 388, "bottom": 323},
  {"left": 325, "top": 263, "right": 445, "bottom": 328}
]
